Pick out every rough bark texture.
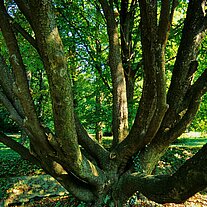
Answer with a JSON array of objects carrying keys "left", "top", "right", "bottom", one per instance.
[
  {"left": 138, "top": 0, "right": 207, "bottom": 173},
  {"left": 0, "top": 0, "right": 207, "bottom": 206},
  {"left": 120, "top": 0, "right": 137, "bottom": 103},
  {"left": 99, "top": 0, "right": 129, "bottom": 147}
]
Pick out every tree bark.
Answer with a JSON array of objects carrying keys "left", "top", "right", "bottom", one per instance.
[
  {"left": 0, "top": 0, "right": 207, "bottom": 206},
  {"left": 114, "top": 143, "right": 207, "bottom": 205},
  {"left": 120, "top": 0, "right": 137, "bottom": 104},
  {"left": 99, "top": 0, "right": 129, "bottom": 147},
  {"left": 137, "top": 0, "right": 207, "bottom": 173}
]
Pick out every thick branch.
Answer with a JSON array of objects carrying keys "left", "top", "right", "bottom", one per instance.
[
  {"left": 14, "top": 0, "right": 33, "bottom": 27},
  {"left": 28, "top": 0, "right": 81, "bottom": 170},
  {"left": 120, "top": 0, "right": 138, "bottom": 103},
  {"left": 0, "top": 90, "right": 23, "bottom": 126},
  {"left": 51, "top": 173, "right": 96, "bottom": 202},
  {"left": 133, "top": 0, "right": 159, "bottom": 134},
  {"left": 167, "top": 0, "right": 207, "bottom": 110},
  {"left": 0, "top": 1, "right": 45, "bottom": 142},
  {"left": 0, "top": 131, "right": 96, "bottom": 202},
  {"left": 28, "top": 0, "right": 106, "bottom": 188},
  {"left": 0, "top": 54, "right": 38, "bottom": 140},
  {"left": 157, "top": 0, "right": 179, "bottom": 47},
  {"left": 0, "top": 132, "right": 41, "bottom": 166},
  {"left": 137, "top": 69, "right": 207, "bottom": 173},
  {"left": 163, "top": 96, "right": 202, "bottom": 145},
  {"left": 0, "top": 53, "right": 42, "bottom": 139},
  {"left": 115, "top": 143, "right": 207, "bottom": 204},
  {"left": 183, "top": 68, "right": 207, "bottom": 109},
  {"left": 110, "top": 0, "right": 167, "bottom": 172},
  {"left": 158, "top": 0, "right": 171, "bottom": 46},
  {"left": 0, "top": 54, "right": 15, "bottom": 104},
  {"left": 75, "top": 115, "right": 110, "bottom": 169},
  {"left": 162, "top": 69, "right": 207, "bottom": 144},
  {"left": 141, "top": 2, "right": 207, "bottom": 168},
  {"left": 99, "top": 0, "right": 129, "bottom": 146}
]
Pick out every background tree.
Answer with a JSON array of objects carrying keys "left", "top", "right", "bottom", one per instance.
[{"left": 0, "top": 0, "right": 207, "bottom": 206}]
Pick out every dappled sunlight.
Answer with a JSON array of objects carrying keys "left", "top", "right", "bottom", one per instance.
[
  {"left": 1, "top": 134, "right": 207, "bottom": 206},
  {"left": 0, "top": 147, "right": 12, "bottom": 151},
  {"left": 52, "top": 161, "right": 68, "bottom": 175},
  {"left": 0, "top": 0, "right": 207, "bottom": 205},
  {"left": 128, "top": 192, "right": 207, "bottom": 207},
  {"left": 3, "top": 175, "right": 68, "bottom": 206},
  {"left": 88, "top": 161, "right": 99, "bottom": 177}
]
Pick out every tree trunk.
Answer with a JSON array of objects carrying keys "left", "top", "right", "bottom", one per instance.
[
  {"left": 95, "top": 91, "right": 103, "bottom": 143},
  {"left": 1, "top": 1, "right": 207, "bottom": 206},
  {"left": 120, "top": 0, "right": 138, "bottom": 125},
  {"left": 99, "top": 0, "right": 129, "bottom": 147},
  {"left": 36, "top": 69, "right": 44, "bottom": 119}
]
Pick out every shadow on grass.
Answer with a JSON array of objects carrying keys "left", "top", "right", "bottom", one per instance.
[
  {"left": 1, "top": 133, "right": 207, "bottom": 206},
  {"left": 1, "top": 175, "right": 69, "bottom": 206}
]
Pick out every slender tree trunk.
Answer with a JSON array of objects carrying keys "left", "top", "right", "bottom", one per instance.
[
  {"left": 99, "top": 0, "right": 128, "bottom": 147},
  {"left": 119, "top": 0, "right": 138, "bottom": 128},
  {"left": 36, "top": 69, "right": 44, "bottom": 119},
  {"left": 95, "top": 91, "right": 103, "bottom": 143}
]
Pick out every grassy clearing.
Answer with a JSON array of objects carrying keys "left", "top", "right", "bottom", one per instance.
[{"left": 172, "top": 136, "right": 207, "bottom": 148}]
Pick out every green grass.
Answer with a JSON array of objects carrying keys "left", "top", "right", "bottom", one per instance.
[
  {"left": 172, "top": 137, "right": 207, "bottom": 148},
  {"left": 0, "top": 134, "right": 43, "bottom": 178},
  {"left": 1, "top": 134, "right": 206, "bottom": 179}
]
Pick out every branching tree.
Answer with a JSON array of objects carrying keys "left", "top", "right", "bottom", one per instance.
[{"left": 0, "top": 0, "right": 207, "bottom": 206}]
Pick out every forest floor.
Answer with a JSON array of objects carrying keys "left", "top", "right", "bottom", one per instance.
[{"left": 0, "top": 134, "right": 207, "bottom": 207}]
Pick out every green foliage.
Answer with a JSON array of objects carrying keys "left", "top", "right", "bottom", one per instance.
[
  {"left": 0, "top": 105, "right": 19, "bottom": 132},
  {"left": 189, "top": 94, "right": 207, "bottom": 132},
  {"left": 53, "top": 0, "right": 113, "bottom": 133},
  {"left": 1, "top": 0, "right": 206, "bottom": 135}
]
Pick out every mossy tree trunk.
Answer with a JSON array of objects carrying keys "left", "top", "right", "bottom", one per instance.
[{"left": 0, "top": 0, "right": 207, "bottom": 206}]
